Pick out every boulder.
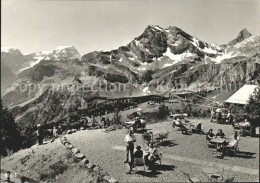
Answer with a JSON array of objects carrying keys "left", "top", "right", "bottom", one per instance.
[
  {"left": 93, "top": 166, "right": 101, "bottom": 172},
  {"left": 81, "top": 158, "right": 89, "bottom": 165},
  {"left": 103, "top": 176, "right": 111, "bottom": 182},
  {"left": 75, "top": 153, "right": 85, "bottom": 159},
  {"left": 87, "top": 162, "right": 95, "bottom": 169},
  {"left": 71, "top": 148, "right": 80, "bottom": 154},
  {"left": 109, "top": 177, "right": 118, "bottom": 183},
  {"left": 68, "top": 144, "right": 74, "bottom": 149},
  {"left": 98, "top": 171, "right": 108, "bottom": 179}
]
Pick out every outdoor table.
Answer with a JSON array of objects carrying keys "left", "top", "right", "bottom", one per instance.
[
  {"left": 210, "top": 138, "right": 227, "bottom": 144},
  {"left": 210, "top": 137, "right": 228, "bottom": 150}
]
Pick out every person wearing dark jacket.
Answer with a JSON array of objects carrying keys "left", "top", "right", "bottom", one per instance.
[
  {"left": 127, "top": 145, "right": 143, "bottom": 174},
  {"left": 36, "top": 124, "right": 44, "bottom": 145},
  {"left": 216, "top": 129, "right": 226, "bottom": 138},
  {"left": 206, "top": 129, "right": 215, "bottom": 140}
]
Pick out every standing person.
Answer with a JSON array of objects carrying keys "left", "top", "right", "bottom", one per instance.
[
  {"left": 57, "top": 125, "right": 62, "bottom": 135},
  {"left": 124, "top": 130, "right": 136, "bottom": 164},
  {"left": 51, "top": 126, "right": 58, "bottom": 143},
  {"left": 226, "top": 111, "right": 233, "bottom": 124},
  {"left": 210, "top": 109, "right": 216, "bottom": 122},
  {"left": 102, "top": 117, "right": 106, "bottom": 128},
  {"left": 53, "top": 126, "right": 58, "bottom": 138},
  {"left": 106, "top": 117, "right": 110, "bottom": 127},
  {"left": 36, "top": 124, "right": 44, "bottom": 145}
]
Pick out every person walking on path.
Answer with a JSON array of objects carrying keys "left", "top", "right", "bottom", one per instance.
[
  {"left": 51, "top": 126, "right": 58, "bottom": 142},
  {"left": 124, "top": 130, "right": 136, "bottom": 164},
  {"left": 36, "top": 124, "right": 44, "bottom": 145}
]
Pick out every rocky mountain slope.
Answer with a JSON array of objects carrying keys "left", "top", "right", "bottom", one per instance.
[{"left": 1, "top": 25, "right": 260, "bottom": 127}]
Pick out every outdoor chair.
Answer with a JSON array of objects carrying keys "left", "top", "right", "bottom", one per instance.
[
  {"left": 205, "top": 136, "right": 216, "bottom": 148},
  {"left": 133, "top": 158, "right": 146, "bottom": 176},
  {"left": 223, "top": 140, "right": 239, "bottom": 157},
  {"left": 182, "top": 171, "right": 201, "bottom": 183}
]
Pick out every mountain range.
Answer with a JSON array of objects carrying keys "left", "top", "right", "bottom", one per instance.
[{"left": 1, "top": 25, "right": 260, "bottom": 126}]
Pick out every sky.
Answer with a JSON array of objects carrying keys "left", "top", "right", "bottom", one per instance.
[{"left": 1, "top": 0, "right": 260, "bottom": 55}]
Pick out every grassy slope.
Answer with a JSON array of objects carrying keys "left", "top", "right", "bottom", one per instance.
[{"left": 1, "top": 140, "right": 98, "bottom": 183}]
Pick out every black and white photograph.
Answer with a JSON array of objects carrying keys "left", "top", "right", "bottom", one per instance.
[{"left": 1, "top": 0, "right": 259, "bottom": 182}]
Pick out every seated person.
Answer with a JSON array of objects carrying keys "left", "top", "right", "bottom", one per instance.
[
  {"left": 239, "top": 119, "right": 252, "bottom": 136},
  {"left": 206, "top": 129, "right": 215, "bottom": 140},
  {"left": 180, "top": 123, "right": 188, "bottom": 134},
  {"left": 219, "top": 133, "right": 238, "bottom": 158},
  {"left": 134, "top": 145, "right": 143, "bottom": 158},
  {"left": 127, "top": 145, "right": 143, "bottom": 174},
  {"left": 144, "top": 143, "right": 160, "bottom": 171},
  {"left": 216, "top": 129, "right": 226, "bottom": 138},
  {"left": 175, "top": 118, "right": 182, "bottom": 126},
  {"left": 240, "top": 119, "right": 251, "bottom": 128}
]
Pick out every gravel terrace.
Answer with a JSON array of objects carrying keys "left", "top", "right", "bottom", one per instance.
[{"left": 66, "top": 118, "right": 259, "bottom": 182}]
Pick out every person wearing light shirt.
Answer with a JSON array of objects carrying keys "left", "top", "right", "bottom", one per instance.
[
  {"left": 219, "top": 132, "right": 238, "bottom": 158},
  {"left": 144, "top": 143, "right": 160, "bottom": 171},
  {"left": 240, "top": 119, "right": 251, "bottom": 128},
  {"left": 124, "top": 130, "right": 136, "bottom": 164}
]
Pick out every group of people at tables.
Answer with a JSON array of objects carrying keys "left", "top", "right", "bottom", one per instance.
[
  {"left": 210, "top": 108, "right": 233, "bottom": 124},
  {"left": 206, "top": 129, "right": 239, "bottom": 158},
  {"left": 124, "top": 130, "right": 160, "bottom": 174}
]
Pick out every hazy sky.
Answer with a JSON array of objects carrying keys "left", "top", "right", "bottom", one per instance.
[{"left": 2, "top": 0, "right": 260, "bottom": 55}]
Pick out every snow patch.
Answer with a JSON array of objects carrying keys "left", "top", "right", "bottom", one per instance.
[
  {"left": 54, "top": 46, "right": 72, "bottom": 51},
  {"left": 151, "top": 25, "right": 164, "bottom": 32},
  {"left": 137, "top": 67, "right": 147, "bottom": 71},
  {"left": 202, "top": 47, "right": 218, "bottom": 54},
  {"left": 142, "top": 87, "right": 151, "bottom": 94},
  {"left": 163, "top": 48, "right": 183, "bottom": 61},
  {"left": 191, "top": 37, "right": 200, "bottom": 47},
  {"left": 18, "top": 56, "right": 45, "bottom": 72},
  {"left": 208, "top": 51, "right": 236, "bottom": 64},
  {"left": 164, "top": 63, "right": 175, "bottom": 67}
]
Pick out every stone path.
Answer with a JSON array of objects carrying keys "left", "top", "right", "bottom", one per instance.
[{"left": 112, "top": 146, "right": 259, "bottom": 175}]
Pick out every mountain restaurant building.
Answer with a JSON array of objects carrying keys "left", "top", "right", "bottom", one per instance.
[{"left": 225, "top": 85, "right": 258, "bottom": 106}]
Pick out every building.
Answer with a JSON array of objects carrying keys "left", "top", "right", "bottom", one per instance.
[{"left": 225, "top": 85, "right": 258, "bottom": 105}]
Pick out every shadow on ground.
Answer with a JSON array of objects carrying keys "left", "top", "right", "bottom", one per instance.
[{"left": 160, "top": 140, "right": 178, "bottom": 147}]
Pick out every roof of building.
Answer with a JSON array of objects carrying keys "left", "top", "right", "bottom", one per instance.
[{"left": 225, "top": 85, "right": 258, "bottom": 105}]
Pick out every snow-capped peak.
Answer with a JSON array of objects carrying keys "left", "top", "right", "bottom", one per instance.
[
  {"left": 35, "top": 51, "right": 52, "bottom": 56},
  {"left": 54, "top": 46, "right": 73, "bottom": 51},
  {"left": 51, "top": 46, "right": 81, "bottom": 60},
  {"left": 149, "top": 25, "right": 165, "bottom": 32}
]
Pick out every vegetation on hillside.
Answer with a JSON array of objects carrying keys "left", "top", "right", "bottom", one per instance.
[
  {"left": 245, "top": 87, "right": 260, "bottom": 126},
  {"left": 1, "top": 99, "right": 21, "bottom": 156}
]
